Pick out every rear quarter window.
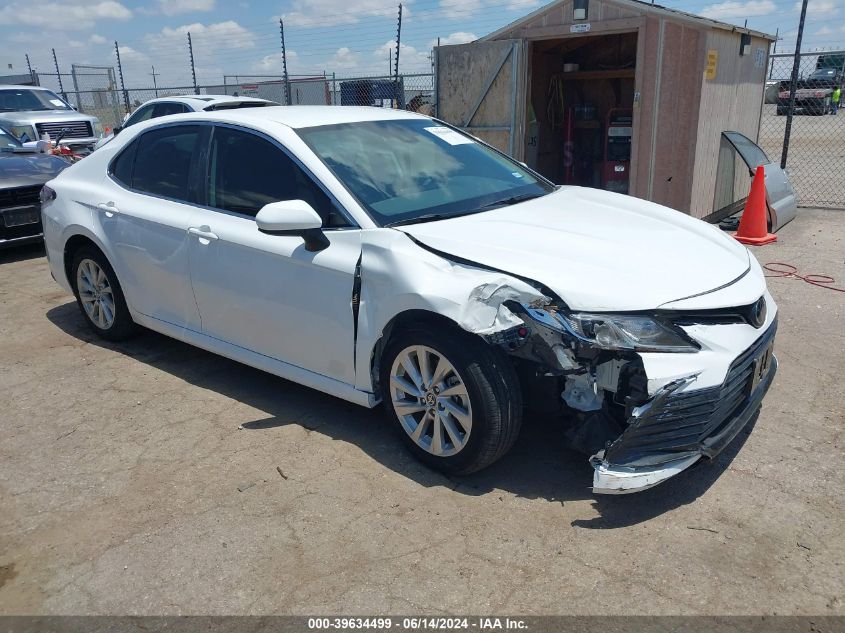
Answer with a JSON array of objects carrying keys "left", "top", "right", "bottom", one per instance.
[{"left": 110, "top": 139, "right": 138, "bottom": 187}]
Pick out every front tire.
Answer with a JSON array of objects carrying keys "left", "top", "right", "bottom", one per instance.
[
  {"left": 71, "top": 246, "right": 136, "bottom": 341},
  {"left": 381, "top": 326, "right": 522, "bottom": 475}
]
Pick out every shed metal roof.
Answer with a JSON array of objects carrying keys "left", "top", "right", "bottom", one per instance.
[{"left": 481, "top": 0, "right": 776, "bottom": 42}]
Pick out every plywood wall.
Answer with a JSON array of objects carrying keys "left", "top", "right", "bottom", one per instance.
[
  {"left": 688, "top": 31, "right": 769, "bottom": 217},
  {"left": 631, "top": 17, "right": 704, "bottom": 213}
]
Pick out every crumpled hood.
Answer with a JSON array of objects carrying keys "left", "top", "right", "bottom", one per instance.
[{"left": 400, "top": 186, "right": 752, "bottom": 311}]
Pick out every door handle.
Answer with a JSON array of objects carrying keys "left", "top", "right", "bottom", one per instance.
[
  {"left": 188, "top": 227, "right": 219, "bottom": 241},
  {"left": 97, "top": 202, "right": 119, "bottom": 217}
]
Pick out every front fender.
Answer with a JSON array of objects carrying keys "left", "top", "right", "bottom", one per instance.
[{"left": 354, "top": 229, "right": 548, "bottom": 394}]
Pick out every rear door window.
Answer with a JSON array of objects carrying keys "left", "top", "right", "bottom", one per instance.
[
  {"left": 132, "top": 125, "right": 203, "bottom": 202},
  {"left": 124, "top": 104, "right": 156, "bottom": 128},
  {"left": 153, "top": 102, "right": 189, "bottom": 117}
]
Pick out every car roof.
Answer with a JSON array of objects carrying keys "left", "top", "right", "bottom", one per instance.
[
  {"left": 138, "top": 94, "right": 273, "bottom": 109},
  {"left": 180, "top": 105, "right": 426, "bottom": 129},
  {"left": 0, "top": 84, "right": 57, "bottom": 91}
]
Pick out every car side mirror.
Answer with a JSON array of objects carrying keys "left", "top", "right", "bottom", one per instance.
[
  {"left": 22, "top": 140, "right": 52, "bottom": 153},
  {"left": 113, "top": 125, "right": 123, "bottom": 136},
  {"left": 255, "top": 200, "right": 329, "bottom": 252}
]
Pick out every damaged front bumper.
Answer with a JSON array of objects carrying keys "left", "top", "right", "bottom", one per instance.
[{"left": 592, "top": 318, "right": 778, "bottom": 494}]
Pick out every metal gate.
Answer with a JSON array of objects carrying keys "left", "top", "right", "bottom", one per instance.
[
  {"left": 435, "top": 40, "right": 524, "bottom": 158},
  {"left": 759, "top": 51, "right": 845, "bottom": 208}
]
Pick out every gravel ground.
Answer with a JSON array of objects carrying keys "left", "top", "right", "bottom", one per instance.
[{"left": 0, "top": 208, "right": 843, "bottom": 615}]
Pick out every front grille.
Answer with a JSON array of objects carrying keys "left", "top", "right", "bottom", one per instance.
[
  {"left": 0, "top": 185, "right": 43, "bottom": 242},
  {"left": 0, "top": 185, "right": 41, "bottom": 209},
  {"left": 35, "top": 120, "right": 93, "bottom": 140},
  {"left": 604, "top": 317, "right": 778, "bottom": 467}
]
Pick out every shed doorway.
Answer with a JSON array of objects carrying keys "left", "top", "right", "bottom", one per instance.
[{"left": 526, "top": 32, "right": 638, "bottom": 194}]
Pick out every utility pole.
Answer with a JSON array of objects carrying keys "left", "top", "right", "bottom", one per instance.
[
  {"left": 769, "top": 27, "right": 781, "bottom": 80},
  {"left": 781, "top": 0, "right": 808, "bottom": 169},
  {"left": 52, "top": 48, "right": 67, "bottom": 101},
  {"left": 25, "top": 54, "right": 35, "bottom": 85},
  {"left": 150, "top": 65, "right": 160, "bottom": 97},
  {"left": 279, "top": 18, "right": 292, "bottom": 106},
  {"left": 187, "top": 32, "right": 198, "bottom": 95},
  {"left": 115, "top": 41, "right": 130, "bottom": 113}
]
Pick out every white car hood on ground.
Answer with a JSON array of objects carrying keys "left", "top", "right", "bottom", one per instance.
[{"left": 399, "top": 186, "right": 752, "bottom": 311}]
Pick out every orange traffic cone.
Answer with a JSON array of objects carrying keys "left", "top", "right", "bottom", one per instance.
[{"left": 733, "top": 165, "right": 776, "bottom": 245}]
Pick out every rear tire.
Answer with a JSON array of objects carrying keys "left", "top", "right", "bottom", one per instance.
[
  {"left": 70, "top": 246, "right": 137, "bottom": 341},
  {"left": 380, "top": 326, "right": 522, "bottom": 475}
]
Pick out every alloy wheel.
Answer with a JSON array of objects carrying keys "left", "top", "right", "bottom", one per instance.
[
  {"left": 389, "top": 345, "right": 473, "bottom": 457},
  {"left": 77, "top": 258, "right": 115, "bottom": 330}
]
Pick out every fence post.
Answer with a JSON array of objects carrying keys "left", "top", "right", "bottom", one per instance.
[
  {"left": 279, "top": 19, "right": 292, "bottom": 106},
  {"left": 114, "top": 41, "right": 131, "bottom": 114},
  {"left": 434, "top": 37, "right": 440, "bottom": 118},
  {"left": 70, "top": 64, "right": 82, "bottom": 112},
  {"left": 781, "top": 0, "right": 809, "bottom": 169},
  {"left": 332, "top": 72, "right": 337, "bottom": 105},
  {"left": 394, "top": 3, "right": 403, "bottom": 108},
  {"left": 25, "top": 54, "right": 36, "bottom": 86},
  {"left": 188, "top": 32, "right": 199, "bottom": 95},
  {"left": 52, "top": 48, "right": 67, "bottom": 102}
]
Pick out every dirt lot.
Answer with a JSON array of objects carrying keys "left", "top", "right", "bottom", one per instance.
[{"left": 1, "top": 208, "right": 843, "bottom": 615}]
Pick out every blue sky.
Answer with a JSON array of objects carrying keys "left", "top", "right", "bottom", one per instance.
[{"left": 1, "top": 0, "right": 843, "bottom": 88}]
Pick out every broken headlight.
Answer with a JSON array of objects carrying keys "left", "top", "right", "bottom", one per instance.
[{"left": 559, "top": 313, "right": 699, "bottom": 353}]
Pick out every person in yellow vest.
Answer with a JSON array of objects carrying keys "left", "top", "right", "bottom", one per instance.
[{"left": 832, "top": 86, "right": 841, "bottom": 115}]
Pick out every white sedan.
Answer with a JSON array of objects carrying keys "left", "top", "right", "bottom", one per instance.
[
  {"left": 93, "top": 94, "right": 276, "bottom": 150},
  {"left": 40, "top": 106, "right": 778, "bottom": 494}
]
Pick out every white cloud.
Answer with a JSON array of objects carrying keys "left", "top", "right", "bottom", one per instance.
[
  {"left": 438, "top": 0, "right": 483, "bottom": 19},
  {"left": 699, "top": 0, "right": 776, "bottom": 19},
  {"left": 117, "top": 45, "right": 147, "bottom": 61},
  {"left": 0, "top": 1, "right": 131, "bottom": 29},
  {"left": 146, "top": 21, "right": 256, "bottom": 50},
  {"left": 430, "top": 31, "right": 477, "bottom": 47},
  {"left": 327, "top": 47, "right": 362, "bottom": 70},
  {"left": 280, "top": 0, "right": 399, "bottom": 27},
  {"left": 157, "top": 0, "right": 215, "bottom": 16},
  {"left": 375, "top": 40, "right": 431, "bottom": 73},
  {"left": 792, "top": 0, "right": 838, "bottom": 16},
  {"left": 506, "top": 0, "right": 541, "bottom": 10},
  {"left": 89, "top": 34, "right": 108, "bottom": 45},
  {"left": 251, "top": 51, "right": 300, "bottom": 72}
]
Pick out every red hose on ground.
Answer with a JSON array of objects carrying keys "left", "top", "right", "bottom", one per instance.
[{"left": 763, "top": 262, "right": 845, "bottom": 293}]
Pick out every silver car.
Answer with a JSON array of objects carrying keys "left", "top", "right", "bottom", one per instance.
[{"left": 0, "top": 85, "right": 102, "bottom": 150}]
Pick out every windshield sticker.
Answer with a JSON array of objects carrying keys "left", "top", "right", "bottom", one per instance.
[
  {"left": 49, "top": 99, "right": 65, "bottom": 107},
  {"left": 424, "top": 126, "right": 474, "bottom": 146}
]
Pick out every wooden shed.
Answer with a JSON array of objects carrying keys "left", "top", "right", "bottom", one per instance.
[{"left": 435, "top": 0, "right": 775, "bottom": 218}]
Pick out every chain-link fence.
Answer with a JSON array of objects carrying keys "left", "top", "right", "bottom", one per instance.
[
  {"left": 759, "top": 51, "right": 845, "bottom": 208},
  {"left": 31, "top": 72, "right": 434, "bottom": 133}
]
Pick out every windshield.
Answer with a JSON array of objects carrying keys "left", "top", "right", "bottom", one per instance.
[
  {"left": 0, "top": 88, "right": 72, "bottom": 112},
  {"left": 296, "top": 118, "right": 554, "bottom": 226},
  {"left": 0, "top": 126, "right": 22, "bottom": 150}
]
